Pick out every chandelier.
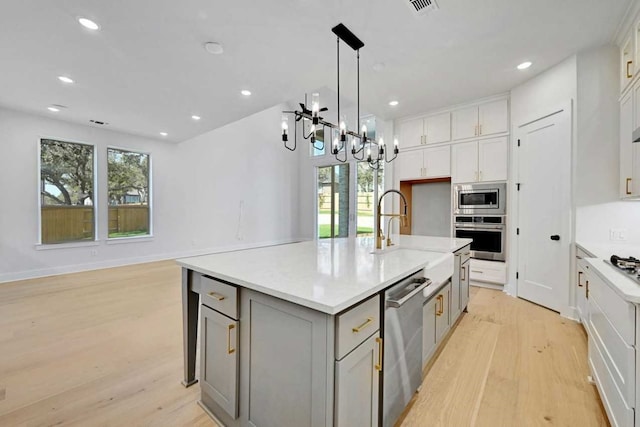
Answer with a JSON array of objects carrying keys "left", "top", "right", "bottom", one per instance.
[{"left": 281, "top": 23, "right": 399, "bottom": 170}]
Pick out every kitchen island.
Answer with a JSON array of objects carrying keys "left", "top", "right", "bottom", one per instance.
[{"left": 177, "top": 236, "right": 471, "bottom": 427}]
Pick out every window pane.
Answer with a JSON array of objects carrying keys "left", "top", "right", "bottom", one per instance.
[
  {"left": 40, "top": 139, "right": 95, "bottom": 244},
  {"left": 317, "top": 164, "right": 350, "bottom": 238},
  {"left": 107, "top": 148, "right": 150, "bottom": 238},
  {"left": 356, "top": 162, "right": 382, "bottom": 237}
]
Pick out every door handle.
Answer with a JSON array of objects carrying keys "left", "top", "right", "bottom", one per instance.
[{"left": 550, "top": 235, "right": 560, "bottom": 241}]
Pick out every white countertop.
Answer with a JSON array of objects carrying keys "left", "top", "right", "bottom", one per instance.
[
  {"left": 177, "top": 237, "right": 454, "bottom": 315},
  {"left": 576, "top": 241, "right": 640, "bottom": 304},
  {"left": 388, "top": 235, "right": 472, "bottom": 253}
]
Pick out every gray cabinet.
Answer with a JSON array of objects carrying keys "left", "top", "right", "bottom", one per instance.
[
  {"left": 435, "top": 283, "right": 451, "bottom": 343},
  {"left": 334, "top": 332, "right": 381, "bottom": 427},
  {"left": 200, "top": 304, "right": 239, "bottom": 419},
  {"left": 422, "top": 297, "right": 438, "bottom": 366},
  {"left": 240, "top": 289, "right": 331, "bottom": 427}
]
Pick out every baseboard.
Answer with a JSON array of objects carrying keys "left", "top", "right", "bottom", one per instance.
[
  {"left": 470, "top": 281, "right": 504, "bottom": 290},
  {"left": 561, "top": 305, "right": 580, "bottom": 322},
  {"left": 0, "top": 237, "right": 305, "bottom": 283}
]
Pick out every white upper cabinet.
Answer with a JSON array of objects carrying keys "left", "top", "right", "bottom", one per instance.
[
  {"left": 452, "top": 137, "right": 508, "bottom": 183},
  {"left": 398, "top": 118, "right": 424, "bottom": 149},
  {"left": 452, "top": 106, "right": 479, "bottom": 140},
  {"left": 478, "top": 137, "right": 508, "bottom": 182},
  {"left": 478, "top": 100, "right": 509, "bottom": 136},
  {"left": 398, "top": 112, "right": 451, "bottom": 149},
  {"left": 425, "top": 112, "right": 451, "bottom": 145},
  {"left": 621, "top": 91, "right": 634, "bottom": 198},
  {"left": 451, "top": 141, "right": 478, "bottom": 183},
  {"left": 621, "top": 35, "right": 635, "bottom": 93},
  {"left": 452, "top": 100, "right": 508, "bottom": 140},
  {"left": 395, "top": 146, "right": 451, "bottom": 182}
]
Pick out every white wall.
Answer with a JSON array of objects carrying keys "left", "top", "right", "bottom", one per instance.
[
  {"left": 576, "top": 201, "right": 640, "bottom": 243},
  {"left": 0, "top": 104, "right": 299, "bottom": 282}
]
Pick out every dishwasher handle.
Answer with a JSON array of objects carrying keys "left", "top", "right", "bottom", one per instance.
[{"left": 386, "top": 278, "right": 432, "bottom": 308}]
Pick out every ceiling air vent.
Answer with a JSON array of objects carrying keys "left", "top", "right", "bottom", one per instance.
[{"left": 406, "top": 0, "right": 439, "bottom": 16}]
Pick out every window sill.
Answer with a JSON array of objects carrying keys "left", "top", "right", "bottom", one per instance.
[
  {"left": 106, "top": 235, "right": 154, "bottom": 245},
  {"left": 35, "top": 240, "right": 100, "bottom": 251}
]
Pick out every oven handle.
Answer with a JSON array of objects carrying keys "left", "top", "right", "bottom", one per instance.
[
  {"left": 386, "top": 278, "right": 432, "bottom": 308},
  {"left": 454, "top": 224, "right": 505, "bottom": 230}
]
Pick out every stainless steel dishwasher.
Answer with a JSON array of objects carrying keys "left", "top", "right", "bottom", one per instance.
[{"left": 382, "top": 270, "right": 431, "bottom": 427}]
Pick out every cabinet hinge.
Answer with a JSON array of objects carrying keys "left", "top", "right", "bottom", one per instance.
[
  {"left": 516, "top": 228, "right": 520, "bottom": 235},
  {"left": 516, "top": 183, "right": 521, "bottom": 191},
  {"left": 517, "top": 139, "right": 521, "bottom": 147},
  {"left": 516, "top": 272, "right": 519, "bottom": 279}
]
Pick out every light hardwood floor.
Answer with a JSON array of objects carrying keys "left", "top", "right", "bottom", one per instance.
[{"left": 0, "top": 261, "right": 608, "bottom": 426}]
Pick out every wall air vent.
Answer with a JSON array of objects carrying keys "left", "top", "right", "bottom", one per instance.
[{"left": 406, "top": 0, "right": 439, "bottom": 16}]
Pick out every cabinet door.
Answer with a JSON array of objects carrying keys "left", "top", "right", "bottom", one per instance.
[
  {"left": 452, "top": 106, "right": 479, "bottom": 140},
  {"left": 395, "top": 150, "right": 424, "bottom": 181},
  {"left": 200, "top": 305, "right": 239, "bottom": 419},
  {"left": 422, "top": 297, "right": 437, "bottom": 367},
  {"left": 334, "top": 333, "right": 380, "bottom": 427},
  {"left": 633, "top": 143, "right": 640, "bottom": 196},
  {"left": 576, "top": 262, "right": 587, "bottom": 325},
  {"left": 435, "top": 284, "right": 451, "bottom": 342},
  {"left": 620, "top": 91, "right": 634, "bottom": 198},
  {"left": 478, "top": 99, "right": 508, "bottom": 136},
  {"left": 423, "top": 145, "right": 451, "bottom": 178},
  {"left": 621, "top": 35, "right": 634, "bottom": 92},
  {"left": 460, "top": 259, "right": 470, "bottom": 310},
  {"left": 398, "top": 118, "right": 424, "bottom": 149},
  {"left": 451, "top": 254, "right": 462, "bottom": 322},
  {"left": 425, "top": 112, "right": 451, "bottom": 144},
  {"left": 478, "top": 137, "right": 508, "bottom": 182},
  {"left": 451, "top": 141, "right": 478, "bottom": 183}
]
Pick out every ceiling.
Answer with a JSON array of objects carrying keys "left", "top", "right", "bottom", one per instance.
[{"left": 0, "top": 0, "right": 631, "bottom": 142}]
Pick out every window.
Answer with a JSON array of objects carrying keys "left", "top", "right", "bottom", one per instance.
[
  {"left": 107, "top": 148, "right": 151, "bottom": 238},
  {"left": 356, "top": 162, "right": 383, "bottom": 236},
  {"left": 40, "top": 139, "right": 95, "bottom": 244},
  {"left": 317, "top": 164, "right": 350, "bottom": 238}
]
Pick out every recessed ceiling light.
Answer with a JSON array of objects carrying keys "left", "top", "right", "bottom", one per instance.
[
  {"left": 58, "top": 76, "right": 74, "bottom": 84},
  {"left": 191, "top": 115, "right": 201, "bottom": 120},
  {"left": 160, "top": 132, "right": 168, "bottom": 137},
  {"left": 517, "top": 61, "right": 532, "bottom": 70},
  {"left": 241, "top": 89, "right": 251, "bottom": 96},
  {"left": 205, "top": 42, "right": 224, "bottom": 55},
  {"left": 389, "top": 100, "right": 399, "bottom": 106},
  {"left": 78, "top": 17, "right": 100, "bottom": 30},
  {"left": 48, "top": 106, "right": 60, "bottom": 112}
]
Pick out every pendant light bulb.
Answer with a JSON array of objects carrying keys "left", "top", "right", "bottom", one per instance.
[
  {"left": 281, "top": 116, "right": 289, "bottom": 133},
  {"left": 311, "top": 93, "right": 320, "bottom": 125},
  {"left": 367, "top": 146, "right": 372, "bottom": 162},
  {"left": 394, "top": 137, "right": 399, "bottom": 154},
  {"left": 333, "top": 137, "right": 339, "bottom": 155}
]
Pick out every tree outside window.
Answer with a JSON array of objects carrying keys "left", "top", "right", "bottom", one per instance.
[{"left": 107, "top": 148, "right": 150, "bottom": 238}]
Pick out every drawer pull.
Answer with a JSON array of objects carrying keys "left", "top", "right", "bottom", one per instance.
[
  {"left": 627, "top": 60, "right": 633, "bottom": 79},
  {"left": 227, "top": 324, "right": 236, "bottom": 354},
  {"left": 577, "top": 271, "right": 584, "bottom": 287},
  {"left": 375, "top": 337, "right": 383, "bottom": 371},
  {"left": 626, "top": 178, "right": 632, "bottom": 195},
  {"left": 208, "top": 292, "right": 226, "bottom": 301},
  {"left": 461, "top": 266, "right": 466, "bottom": 281},
  {"left": 436, "top": 295, "right": 444, "bottom": 316},
  {"left": 586, "top": 280, "right": 589, "bottom": 299},
  {"left": 352, "top": 317, "right": 374, "bottom": 333},
  {"left": 471, "top": 270, "right": 482, "bottom": 273}
]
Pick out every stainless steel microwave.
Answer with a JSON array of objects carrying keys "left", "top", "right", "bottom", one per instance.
[{"left": 454, "top": 182, "right": 507, "bottom": 215}]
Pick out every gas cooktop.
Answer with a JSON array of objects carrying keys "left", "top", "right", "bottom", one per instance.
[{"left": 607, "top": 255, "right": 640, "bottom": 285}]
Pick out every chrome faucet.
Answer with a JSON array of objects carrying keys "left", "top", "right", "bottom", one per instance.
[{"left": 376, "top": 189, "right": 408, "bottom": 250}]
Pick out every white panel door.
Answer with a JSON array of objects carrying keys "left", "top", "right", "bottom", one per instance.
[
  {"left": 334, "top": 333, "right": 380, "bottom": 427},
  {"left": 478, "top": 99, "right": 508, "bottom": 136},
  {"left": 423, "top": 145, "right": 451, "bottom": 178},
  {"left": 395, "top": 150, "right": 424, "bottom": 181},
  {"left": 451, "top": 141, "right": 478, "bottom": 183},
  {"left": 452, "top": 106, "right": 479, "bottom": 140},
  {"left": 398, "top": 118, "right": 424, "bottom": 149},
  {"left": 478, "top": 137, "right": 508, "bottom": 182},
  {"left": 516, "top": 107, "right": 571, "bottom": 312},
  {"left": 620, "top": 91, "right": 633, "bottom": 198},
  {"left": 425, "top": 112, "right": 451, "bottom": 144}
]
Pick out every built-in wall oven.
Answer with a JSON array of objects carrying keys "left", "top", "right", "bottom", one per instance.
[
  {"left": 454, "top": 182, "right": 506, "bottom": 216},
  {"left": 454, "top": 216, "right": 506, "bottom": 261}
]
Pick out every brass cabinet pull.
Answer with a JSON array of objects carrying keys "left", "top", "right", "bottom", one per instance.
[
  {"left": 626, "top": 178, "right": 632, "bottom": 195},
  {"left": 577, "top": 271, "right": 584, "bottom": 287},
  {"left": 436, "top": 295, "right": 444, "bottom": 316},
  {"left": 353, "top": 317, "right": 374, "bottom": 333},
  {"left": 461, "top": 266, "right": 466, "bottom": 281},
  {"left": 627, "top": 60, "right": 633, "bottom": 79},
  {"left": 227, "top": 324, "right": 236, "bottom": 354},
  {"left": 208, "top": 292, "right": 226, "bottom": 301},
  {"left": 375, "top": 337, "right": 383, "bottom": 371}
]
